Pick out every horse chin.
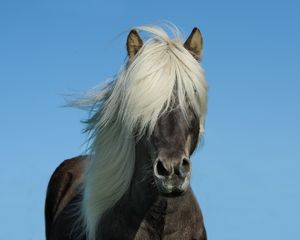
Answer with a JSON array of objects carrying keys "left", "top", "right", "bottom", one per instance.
[{"left": 159, "top": 189, "right": 186, "bottom": 198}]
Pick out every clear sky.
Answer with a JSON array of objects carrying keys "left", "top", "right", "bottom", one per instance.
[{"left": 0, "top": 0, "right": 299, "bottom": 239}]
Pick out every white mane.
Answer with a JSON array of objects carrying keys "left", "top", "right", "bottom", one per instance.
[{"left": 73, "top": 25, "right": 208, "bottom": 240}]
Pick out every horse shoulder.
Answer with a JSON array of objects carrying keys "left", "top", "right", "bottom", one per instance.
[{"left": 44, "top": 155, "right": 87, "bottom": 238}]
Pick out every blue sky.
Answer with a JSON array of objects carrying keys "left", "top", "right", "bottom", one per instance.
[{"left": 0, "top": 0, "right": 299, "bottom": 239}]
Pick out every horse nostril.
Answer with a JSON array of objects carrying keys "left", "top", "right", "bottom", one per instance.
[
  {"left": 155, "top": 159, "right": 171, "bottom": 177},
  {"left": 180, "top": 158, "right": 191, "bottom": 176}
]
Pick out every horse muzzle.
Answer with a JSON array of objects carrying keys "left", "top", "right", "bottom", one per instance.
[{"left": 153, "top": 157, "right": 191, "bottom": 197}]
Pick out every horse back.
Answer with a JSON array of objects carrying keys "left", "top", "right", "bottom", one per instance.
[{"left": 45, "top": 155, "right": 87, "bottom": 239}]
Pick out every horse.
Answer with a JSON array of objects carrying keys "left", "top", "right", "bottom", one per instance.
[{"left": 45, "top": 25, "right": 208, "bottom": 240}]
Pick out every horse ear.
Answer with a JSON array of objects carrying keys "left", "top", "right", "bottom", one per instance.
[
  {"left": 127, "top": 30, "right": 143, "bottom": 61},
  {"left": 184, "top": 27, "right": 203, "bottom": 61}
]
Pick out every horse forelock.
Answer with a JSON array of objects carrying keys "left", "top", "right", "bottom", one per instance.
[{"left": 72, "top": 24, "right": 208, "bottom": 240}]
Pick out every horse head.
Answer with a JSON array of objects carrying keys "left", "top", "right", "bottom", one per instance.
[{"left": 127, "top": 27, "right": 204, "bottom": 197}]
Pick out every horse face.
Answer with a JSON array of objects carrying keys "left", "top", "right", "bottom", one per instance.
[{"left": 149, "top": 107, "right": 200, "bottom": 197}]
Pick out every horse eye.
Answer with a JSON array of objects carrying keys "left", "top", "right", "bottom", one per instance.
[{"left": 189, "top": 117, "right": 199, "bottom": 133}]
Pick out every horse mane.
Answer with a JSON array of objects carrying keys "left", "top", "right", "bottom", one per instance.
[{"left": 71, "top": 24, "right": 208, "bottom": 240}]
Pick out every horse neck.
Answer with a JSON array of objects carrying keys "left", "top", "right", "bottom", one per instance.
[{"left": 128, "top": 139, "right": 159, "bottom": 209}]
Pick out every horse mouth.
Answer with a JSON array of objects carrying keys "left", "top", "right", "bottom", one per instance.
[{"left": 154, "top": 176, "right": 190, "bottom": 197}]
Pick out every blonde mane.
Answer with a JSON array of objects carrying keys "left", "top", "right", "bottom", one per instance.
[{"left": 73, "top": 25, "right": 208, "bottom": 240}]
